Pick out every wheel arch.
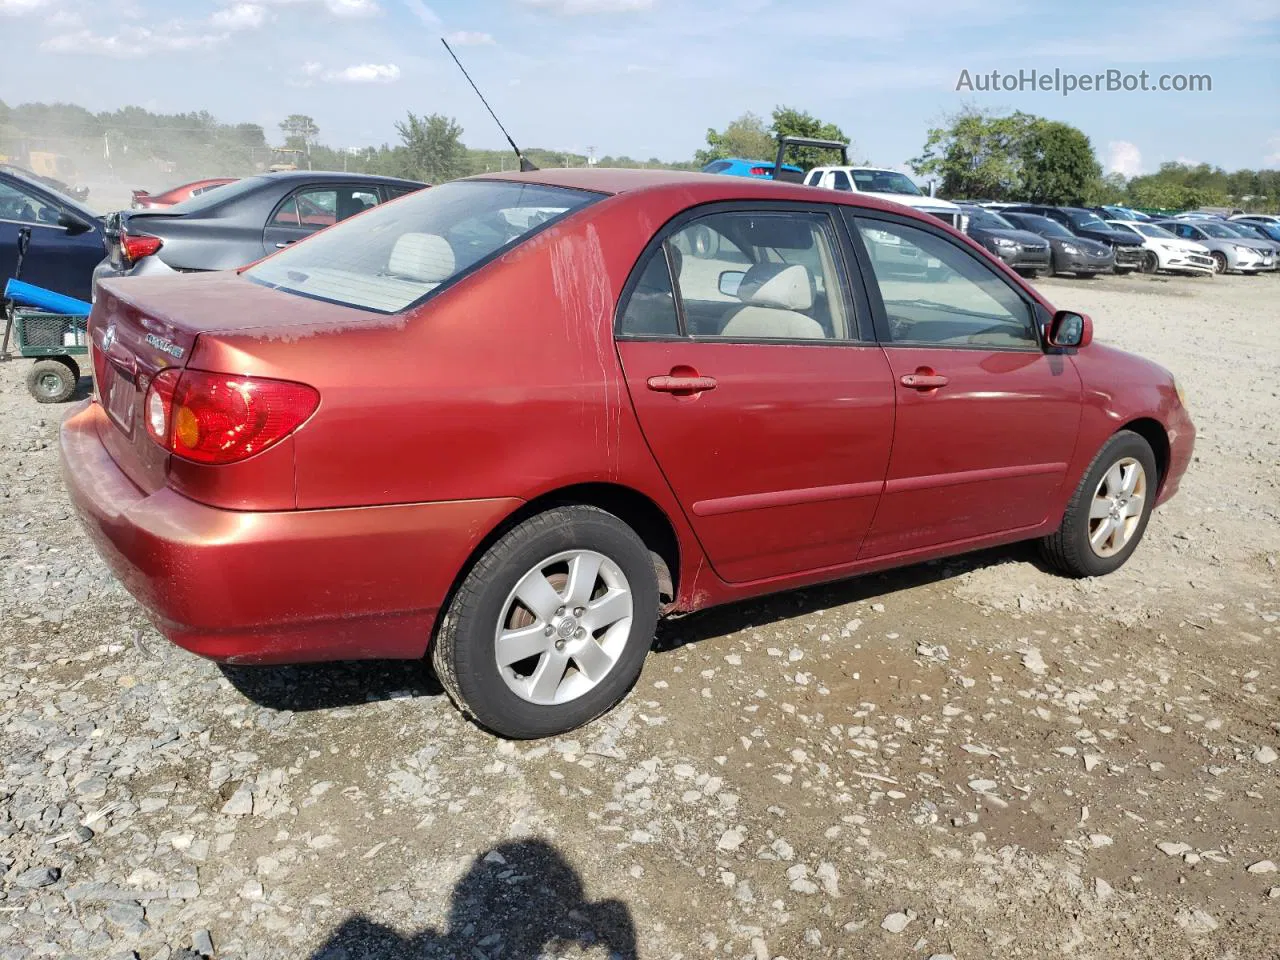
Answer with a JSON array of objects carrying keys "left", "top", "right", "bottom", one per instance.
[
  {"left": 429, "top": 482, "right": 684, "bottom": 656},
  {"left": 1119, "top": 417, "right": 1170, "bottom": 493}
]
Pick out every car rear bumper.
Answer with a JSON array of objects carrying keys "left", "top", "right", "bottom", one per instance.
[{"left": 60, "top": 401, "right": 521, "bottom": 664}]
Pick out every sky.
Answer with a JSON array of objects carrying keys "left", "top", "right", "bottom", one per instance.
[{"left": 1, "top": 0, "right": 1278, "bottom": 177}]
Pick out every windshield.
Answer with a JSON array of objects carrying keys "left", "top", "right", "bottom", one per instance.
[
  {"left": 246, "top": 180, "right": 600, "bottom": 313},
  {"left": 1198, "top": 222, "right": 1240, "bottom": 239},
  {"left": 851, "top": 170, "right": 923, "bottom": 196},
  {"left": 1066, "top": 211, "right": 1109, "bottom": 230},
  {"left": 1218, "top": 222, "right": 1259, "bottom": 238},
  {"left": 1136, "top": 223, "right": 1177, "bottom": 239},
  {"left": 967, "top": 208, "right": 1015, "bottom": 230},
  {"left": 1013, "top": 214, "right": 1072, "bottom": 238}
]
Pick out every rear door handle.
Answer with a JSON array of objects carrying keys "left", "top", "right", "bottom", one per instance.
[
  {"left": 900, "top": 373, "right": 949, "bottom": 389},
  {"left": 647, "top": 375, "right": 717, "bottom": 394},
  {"left": 275, "top": 241, "right": 296, "bottom": 249}
]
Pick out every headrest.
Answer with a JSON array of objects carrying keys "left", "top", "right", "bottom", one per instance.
[
  {"left": 388, "top": 233, "right": 456, "bottom": 283},
  {"left": 737, "top": 263, "right": 813, "bottom": 311}
]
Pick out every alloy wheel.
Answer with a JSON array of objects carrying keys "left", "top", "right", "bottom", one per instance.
[
  {"left": 494, "top": 550, "right": 634, "bottom": 706},
  {"left": 1088, "top": 457, "right": 1147, "bottom": 558}
]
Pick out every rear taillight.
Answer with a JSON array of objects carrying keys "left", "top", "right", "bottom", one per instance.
[
  {"left": 750, "top": 166, "right": 768, "bottom": 176},
  {"left": 143, "top": 369, "right": 319, "bottom": 465},
  {"left": 121, "top": 232, "right": 163, "bottom": 263}
]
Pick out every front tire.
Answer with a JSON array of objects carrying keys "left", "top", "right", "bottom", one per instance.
[
  {"left": 1040, "top": 430, "right": 1158, "bottom": 578},
  {"left": 1211, "top": 251, "right": 1228, "bottom": 274},
  {"left": 432, "top": 506, "right": 659, "bottom": 739},
  {"left": 1141, "top": 251, "right": 1160, "bottom": 274}
]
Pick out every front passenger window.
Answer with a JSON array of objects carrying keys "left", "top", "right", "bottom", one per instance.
[{"left": 851, "top": 217, "right": 1037, "bottom": 349}]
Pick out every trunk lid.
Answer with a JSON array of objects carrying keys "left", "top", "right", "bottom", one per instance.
[{"left": 87, "top": 270, "right": 384, "bottom": 493}]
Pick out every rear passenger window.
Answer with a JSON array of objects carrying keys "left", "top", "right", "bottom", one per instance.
[
  {"left": 670, "top": 211, "right": 851, "bottom": 340},
  {"left": 618, "top": 247, "right": 680, "bottom": 337},
  {"left": 830, "top": 171, "right": 853, "bottom": 191}
]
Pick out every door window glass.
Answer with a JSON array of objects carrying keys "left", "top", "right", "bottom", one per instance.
[
  {"left": 0, "top": 182, "right": 59, "bottom": 225},
  {"left": 618, "top": 246, "right": 680, "bottom": 337},
  {"left": 851, "top": 216, "right": 1037, "bottom": 349},
  {"left": 667, "top": 211, "right": 851, "bottom": 340},
  {"left": 830, "top": 171, "right": 853, "bottom": 191},
  {"left": 270, "top": 187, "right": 381, "bottom": 230}
]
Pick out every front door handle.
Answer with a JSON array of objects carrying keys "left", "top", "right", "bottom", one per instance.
[
  {"left": 647, "top": 374, "right": 717, "bottom": 394},
  {"left": 275, "top": 241, "right": 297, "bottom": 249},
  {"left": 900, "top": 372, "right": 949, "bottom": 390}
]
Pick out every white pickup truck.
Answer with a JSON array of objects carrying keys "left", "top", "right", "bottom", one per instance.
[{"left": 802, "top": 166, "right": 968, "bottom": 232}]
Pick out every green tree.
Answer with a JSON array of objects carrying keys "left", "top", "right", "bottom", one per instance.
[
  {"left": 769, "top": 106, "right": 850, "bottom": 169},
  {"left": 910, "top": 108, "right": 1037, "bottom": 200},
  {"left": 395, "top": 112, "right": 466, "bottom": 183},
  {"left": 279, "top": 114, "right": 319, "bottom": 151},
  {"left": 1018, "top": 120, "right": 1102, "bottom": 205},
  {"left": 694, "top": 112, "right": 776, "bottom": 167}
]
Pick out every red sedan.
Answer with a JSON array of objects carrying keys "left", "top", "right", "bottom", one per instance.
[
  {"left": 61, "top": 169, "right": 1194, "bottom": 738},
  {"left": 131, "top": 178, "right": 237, "bottom": 209}
]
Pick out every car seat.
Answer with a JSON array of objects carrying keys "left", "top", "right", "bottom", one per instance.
[{"left": 719, "top": 263, "right": 824, "bottom": 339}]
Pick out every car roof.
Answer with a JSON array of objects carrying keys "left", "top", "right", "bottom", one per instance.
[
  {"left": 255, "top": 170, "right": 425, "bottom": 186},
  {"left": 468, "top": 167, "right": 947, "bottom": 218}
]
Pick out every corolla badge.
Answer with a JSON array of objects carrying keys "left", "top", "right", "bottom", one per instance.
[
  {"left": 145, "top": 334, "right": 185, "bottom": 359},
  {"left": 100, "top": 324, "right": 116, "bottom": 351}
]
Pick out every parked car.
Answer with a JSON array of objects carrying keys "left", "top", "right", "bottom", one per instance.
[
  {"left": 1230, "top": 214, "right": 1280, "bottom": 228},
  {"left": 1003, "top": 205, "right": 1145, "bottom": 273},
  {"left": 63, "top": 169, "right": 1195, "bottom": 739},
  {"left": 1104, "top": 220, "right": 1216, "bottom": 275},
  {"left": 131, "top": 178, "right": 238, "bottom": 210},
  {"left": 701, "top": 158, "right": 803, "bottom": 179},
  {"left": 1155, "top": 219, "right": 1275, "bottom": 273},
  {"left": 1229, "top": 218, "right": 1280, "bottom": 246},
  {"left": 93, "top": 171, "right": 426, "bottom": 291},
  {"left": 958, "top": 204, "right": 1052, "bottom": 276},
  {"left": 1093, "top": 204, "right": 1152, "bottom": 222},
  {"left": 0, "top": 165, "right": 105, "bottom": 303},
  {"left": 1215, "top": 220, "right": 1280, "bottom": 266},
  {"left": 803, "top": 166, "right": 967, "bottom": 230},
  {"left": 1001, "top": 212, "right": 1116, "bottom": 277}
]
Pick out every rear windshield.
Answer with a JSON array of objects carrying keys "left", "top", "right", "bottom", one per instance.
[
  {"left": 245, "top": 180, "right": 600, "bottom": 313},
  {"left": 166, "top": 175, "right": 270, "bottom": 214}
]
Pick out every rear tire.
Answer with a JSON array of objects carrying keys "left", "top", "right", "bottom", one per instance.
[
  {"left": 432, "top": 505, "right": 659, "bottom": 739},
  {"left": 1040, "top": 430, "right": 1158, "bottom": 578},
  {"left": 27, "top": 358, "right": 78, "bottom": 403}
]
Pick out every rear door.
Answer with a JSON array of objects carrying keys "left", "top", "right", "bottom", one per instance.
[
  {"left": 615, "top": 203, "right": 895, "bottom": 584},
  {"left": 261, "top": 183, "right": 381, "bottom": 254},
  {"left": 844, "top": 210, "right": 1081, "bottom": 558}
]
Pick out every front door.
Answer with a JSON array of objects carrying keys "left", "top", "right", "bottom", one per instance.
[
  {"left": 615, "top": 206, "right": 895, "bottom": 584},
  {"left": 845, "top": 212, "right": 1082, "bottom": 559}
]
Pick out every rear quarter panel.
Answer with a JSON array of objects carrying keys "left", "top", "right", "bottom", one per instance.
[{"left": 193, "top": 190, "right": 714, "bottom": 605}]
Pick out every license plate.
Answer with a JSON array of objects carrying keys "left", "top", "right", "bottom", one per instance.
[{"left": 105, "top": 364, "right": 135, "bottom": 435}]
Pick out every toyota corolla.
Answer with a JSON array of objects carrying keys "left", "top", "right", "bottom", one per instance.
[{"left": 61, "top": 169, "right": 1194, "bottom": 739}]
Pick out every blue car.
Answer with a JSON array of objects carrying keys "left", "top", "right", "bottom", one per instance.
[
  {"left": 701, "top": 157, "right": 804, "bottom": 179},
  {"left": 1, "top": 166, "right": 104, "bottom": 304}
]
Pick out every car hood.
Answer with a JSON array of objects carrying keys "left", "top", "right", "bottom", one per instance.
[{"left": 984, "top": 228, "right": 1049, "bottom": 246}]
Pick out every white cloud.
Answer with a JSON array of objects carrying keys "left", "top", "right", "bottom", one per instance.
[
  {"left": 329, "top": 62, "right": 401, "bottom": 82},
  {"left": 41, "top": 26, "right": 225, "bottom": 57},
  {"left": 444, "top": 30, "right": 494, "bottom": 45},
  {"left": 519, "top": 0, "right": 653, "bottom": 14},
  {"left": 404, "top": 0, "right": 440, "bottom": 25},
  {"left": 0, "top": 0, "right": 51, "bottom": 14},
  {"left": 1106, "top": 141, "right": 1143, "bottom": 178},
  {"left": 211, "top": 3, "right": 268, "bottom": 29},
  {"left": 256, "top": 0, "right": 380, "bottom": 17}
]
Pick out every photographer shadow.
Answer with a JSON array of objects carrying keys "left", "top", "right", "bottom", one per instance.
[{"left": 309, "top": 838, "right": 637, "bottom": 959}]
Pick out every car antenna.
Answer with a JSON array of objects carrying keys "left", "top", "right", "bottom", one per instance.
[{"left": 440, "top": 37, "right": 538, "bottom": 172}]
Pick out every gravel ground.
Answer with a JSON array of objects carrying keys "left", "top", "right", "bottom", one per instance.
[{"left": 1, "top": 270, "right": 1277, "bottom": 960}]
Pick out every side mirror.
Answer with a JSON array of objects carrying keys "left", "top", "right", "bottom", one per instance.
[
  {"left": 1047, "top": 310, "right": 1092, "bottom": 349},
  {"left": 718, "top": 270, "right": 745, "bottom": 297},
  {"left": 57, "top": 210, "right": 92, "bottom": 235}
]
